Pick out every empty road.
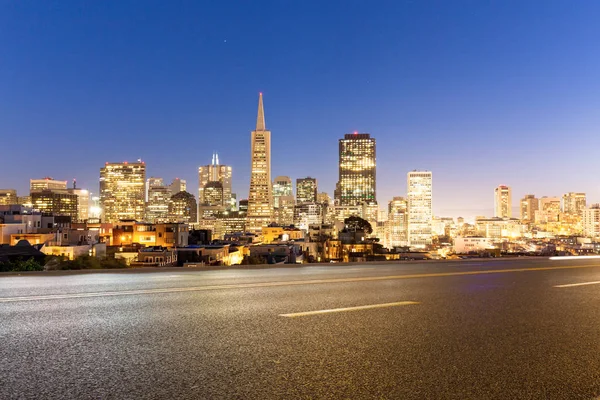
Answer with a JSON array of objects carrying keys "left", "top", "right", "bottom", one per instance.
[{"left": 2, "top": 258, "right": 600, "bottom": 399}]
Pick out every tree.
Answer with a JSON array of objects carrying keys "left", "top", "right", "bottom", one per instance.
[{"left": 344, "top": 215, "right": 373, "bottom": 235}]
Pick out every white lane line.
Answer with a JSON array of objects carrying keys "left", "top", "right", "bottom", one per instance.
[
  {"left": 279, "top": 301, "right": 420, "bottom": 318},
  {"left": 550, "top": 255, "right": 600, "bottom": 260},
  {"left": 554, "top": 281, "right": 600, "bottom": 288}
]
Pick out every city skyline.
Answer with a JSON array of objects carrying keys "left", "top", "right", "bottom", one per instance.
[
  {"left": 3, "top": 2, "right": 600, "bottom": 219},
  {"left": 1, "top": 120, "right": 595, "bottom": 222}
]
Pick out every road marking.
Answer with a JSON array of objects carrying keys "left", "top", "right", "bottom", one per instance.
[
  {"left": 550, "top": 255, "right": 600, "bottom": 260},
  {"left": 1, "top": 263, "right": 600, "bottom": 303},
  {"left": 279, "top": 301, "right": 420, "bottom": 318},
  {"left": 554, "top": 280, "right": 600, "bottom": 288}
]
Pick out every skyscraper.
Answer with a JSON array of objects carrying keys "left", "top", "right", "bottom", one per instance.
[
  {"left": 520, "top": 194, "right": 538, "bottom": 223},
  {"left": 0, "top": 189, "right": 18, "bottom": 205},
  {"left": 67, "top": 183, "right": 90, "bottom": 222},
  {"left": 582, "top": 204, "right": 600, "bottom": 239},
  {"left": 335, "top": 133, "right": 376, "bottom": 206},
  {"left": 169, "top": 191, "right": 197, "bottom": 224},
  {"left": 100, "top": 161, "right": 146, "bottom": 223},
  {"left": 30, "top": 178, "right": 67, "bottom": 192},
  {"left": 247, "top": 93, "right": 273, "bottom": 232},
  {"left": 537, "top": 196, "right": 561, "bottom": 223},
  {"left": 198, "top": 153, "right": 232, "bottom": 208},
  {"left": 562, "top": 192, "right": 586, "bottom": 215},
  {"left": 386, "top": 196, "right": 408, "bottom": 248},
  {"left": 146, "top": 177, "right": 164, "bottom": 202},
  {"left": 407, "top": 171, "right": 433, "bottom": 247},
  {"left": 31, "top": 190, "right": 79, "bottom": 220},
  {"left": 494, "top": 185, "right": 512, "bottom": 218},
  {"left": 273, "top": 176, "right": 292, "bottom": 209},
  {"left": 296, "top": 177, "right": 318, "bottom": 204},
  {"left": 146, "top": 178, "right": 171, "bottom": 223},
  {"left": 169, "top": 178, "right": 187, "bottom": 196}
]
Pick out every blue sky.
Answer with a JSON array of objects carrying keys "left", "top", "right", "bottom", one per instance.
[{"left": 2, "top": 0, "right": 600, "bottom": 219}]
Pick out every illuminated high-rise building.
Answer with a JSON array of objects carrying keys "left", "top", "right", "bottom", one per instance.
[
  {"left": 582, "top": 204, "right": 600, "bottom": 239},
  {"left": 198, "top": 153, "right": 232, "bottom": 208},
  {"left": 67, "top": 181, "right": 90, "bottom": 222},
  {"left": 335, "top": 133, "right": 376, "bottom": 206},
  {"left": 239, "top": 199, "right": 249, "bottom": 215},
  {"left": 30, "top": 178, "right": 67, "bottom": 192},
  {"left": 169, "top": 191, "right": 197, "bottom": 224},
  {"left": 99, "top": 161, "right": 146, "bottom": 223},
  {"left": 536, "top": 196, "right": 561, "bottom": 223},
  {"left": 247, "top": 93, "right": 273, "bottom": 232},
  {"left": 296, "top": 177, "right": 317, "bottom": 204},
  {"left": 293, "top": 202, "right": 323, "bottom": 231},
  {"left": 17, "top": 196, "right": 32, "bottom": 208},
  {"left": 317, "top": 192, "right": 331, "bottom": 206},
  {"left": 386, "top": 196, "right": 408, "bottom": 248},
  {"left": 203, "top": 181, "right": 224, "bottom": 206},
  {"left": 146, "top": 177, "right": 163, "bottom": 201},
  {"left": 0, "top": 189, "right": 17, "bottom": 205},
  {"left": 169, "top": 178, "right": 187, "bottom": 196},
  {"left": 146, "top": 178, "right": 171, "bottom": 223},
  {"left": 31, "top": 189, "right": 78, "bottom": 220},
  {"left": 407, "top": 171, "right": 432, "bottom": 247},
  {"left": 520, "top": 194, "right": 538, "bottom": 223},
  {"left": 562, "top": 192, "right": 586, "bottom": 215},
  {"left": 494, "top": 185, "right": 512, "bottom": 218},
  {"left": 276, "top": 195, "right": 295, "bottom": 226},
  {"left": 273, "top": 176, "right": 292, "bottom": 209}
]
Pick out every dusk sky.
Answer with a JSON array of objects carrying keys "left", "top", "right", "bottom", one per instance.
[{"left": 2, "top": 1, "right": 600, "bottom": 220}]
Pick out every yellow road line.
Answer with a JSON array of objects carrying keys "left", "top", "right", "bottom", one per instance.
[
  {"left": 1, "top": 263, "right": 599, "bottom": 303},
  {"left": 279, "top": 301, "right": 420, "bottom": 318},
  {"left": 554, "top": 280, "right": 600, "bottom": 288}
]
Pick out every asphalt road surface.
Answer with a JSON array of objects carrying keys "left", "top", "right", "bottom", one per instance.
[{"left": 2, "top": 257, "right": 600, "bottom": 399}]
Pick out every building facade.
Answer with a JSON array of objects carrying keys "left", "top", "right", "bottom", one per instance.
[
  {"left": 276, "top": 195, "right": 295, "bottom": 226},
  {"left": 168, "top": 178, "right": 187, "bottom": 196},
  {"left": 296, "top": 177, "right": 317, "bottom": 204},
  {"left": 198, "top": 153, "right": 233, "bottom": 209},
  {"left": 520, "top": 194, "right": 538, "bottom": 223},
  {"left": 536, "top": 196, "right": 561, "bottom": 223},
  {"left": 335, "top": 133, "right": 376, "bottom": 206},
  {"left": 386, "top": 196, "right": 408, "bottom": 248},
  {"left": 100, "top": 162, "right": 146, "bottom": 223},
  {"left": 30, "top": 189, "right": 79, "bottom": 220},
  {"left": 273, "top": 176, "right": 293, "bottom": 209},
  {"left": 582, "top": 205, "right": 600, "bottom": 239},
  {"left": 169, "top": 191, "right": 197, "bottom": 224},
  {"left": 247, "top": 93, "right": 273, "bottom": 232},
  {"left": 563, "top": 192, "right": 586, "bottom": 215},
  {"left": 30, "top": 178, "right": 67, "bottom": 192},
  {"left": 67, "top": 187, "right": 90, "bottom": 222},
  {"left": 0, "top": 189, "right": 17, "bottom": 205},
  {"left": 293, "top": 203, "right": 323, "bottom": 231},
  {"left": 494, "top": 185, "right": 512, "bottom": 218},
  {"left": 146, "top": 180, "right": 171, "bottom": 223},
  {"left": 407, "top": 171, "right": 433, "bottom": 247}
]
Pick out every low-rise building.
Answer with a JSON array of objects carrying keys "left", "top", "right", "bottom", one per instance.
[
  {"left": 134, "top": 246, "right": 177, "bottom": 267},
  {"left": 112, "top": 221, "right": 188, "bottom": 247},
  {"left": 177, "top": 244, "right": 246, "bottom": 266},
  {"left": 454, "top": 237, "right": 494, "bottom": 254},
  {"left": 10, "top": 232, "right": 55, "bottom": 246},
  {"left": 261, "top": 225, "right": 304, "bottom": 244},
  {"left": 0, "top": 223, "right": 26, "bottom": 245}
]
